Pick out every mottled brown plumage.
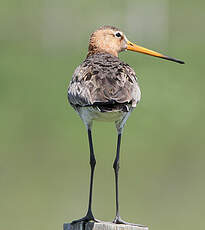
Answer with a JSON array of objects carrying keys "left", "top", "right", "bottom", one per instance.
[{"left": 68, "top": 52, "right": 140, "bottom": 109}]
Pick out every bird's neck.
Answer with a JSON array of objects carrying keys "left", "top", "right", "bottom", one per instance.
[{"left": 87, "top": 43, "right": 118, "bottom": 58}]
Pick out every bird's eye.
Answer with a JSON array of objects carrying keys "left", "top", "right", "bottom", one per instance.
[{"left": 115, "top": 32, "right": 122, "bottom": 38}]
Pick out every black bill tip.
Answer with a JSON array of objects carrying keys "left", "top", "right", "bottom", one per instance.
[{"left": 161, "top": 55, "right": 185, "bottom": 64}]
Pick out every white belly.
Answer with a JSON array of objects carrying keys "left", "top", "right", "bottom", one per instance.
[
  {"left": 77, "top": 106, "right": 124, "bottom": 122},
  {"left": 75, "top": 106, "right": 133, "bottom": 131}
]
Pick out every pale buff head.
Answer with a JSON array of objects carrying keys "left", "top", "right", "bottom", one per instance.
[{"left": 87, "top": 26, "right": 128, "bottom": 57}]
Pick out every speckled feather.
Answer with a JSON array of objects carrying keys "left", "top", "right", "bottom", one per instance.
[{"left": 68, "top": 52, "right": 141, "bottom": 112}]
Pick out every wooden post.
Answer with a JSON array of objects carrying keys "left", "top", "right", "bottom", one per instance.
[{"left": 64, "top": 222, "right": 148, "bottom": 230}]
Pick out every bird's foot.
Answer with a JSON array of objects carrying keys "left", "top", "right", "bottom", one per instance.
[
  {"left": 112, "top": 216, "right": 147, "bottom": 228},
  {"left": 71, "top": 211, "right": 101, "bottom": 225}
]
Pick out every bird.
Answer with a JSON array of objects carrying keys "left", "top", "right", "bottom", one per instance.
[{"left": 67, "top": 25, "right": 184, "bottom": 226}]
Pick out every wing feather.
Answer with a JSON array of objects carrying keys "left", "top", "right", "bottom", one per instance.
[{"left": 68, "top": 53, "right": 141, "bottom": 107}]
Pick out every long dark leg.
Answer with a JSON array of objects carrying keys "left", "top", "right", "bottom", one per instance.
[
  {"left": 112, "top": 133, "right": 122, "bottom": 223},
  {"left": 112, "top": 132, "right": 146, "bottom": 227},
  {"left": 86, "top": 129, "right": 96, "bottom": 218},
  {"left": 72, "top": 129, "right": 98, "bottom": 224}
]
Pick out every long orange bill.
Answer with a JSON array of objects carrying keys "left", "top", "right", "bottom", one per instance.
[{"left": 127, "top": 41, "right": 185, "bottom": 64}]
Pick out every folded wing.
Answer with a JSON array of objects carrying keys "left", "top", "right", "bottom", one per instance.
[{"left": 68, "top": 53, "right": 141, "bottom": 108}]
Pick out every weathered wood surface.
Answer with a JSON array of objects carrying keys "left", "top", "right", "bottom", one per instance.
[{"left": 64, "top": 222, "right": 148, "bottom": 230}]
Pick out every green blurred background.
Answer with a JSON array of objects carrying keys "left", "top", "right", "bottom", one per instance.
[{"left": 0, "top": 0, "right": 204, "bottom": 229}]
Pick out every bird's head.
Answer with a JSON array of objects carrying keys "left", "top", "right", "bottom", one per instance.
[
  {"left": 88, "top": 26, "right": 128, "bottom": 57},
  {"left": 87, "top": 25, "right": 184, "bottom": 64}
]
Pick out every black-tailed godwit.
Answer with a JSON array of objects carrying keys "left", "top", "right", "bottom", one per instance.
[{"left": 67, "top": 25, "right": 184, "bottom": 225}]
